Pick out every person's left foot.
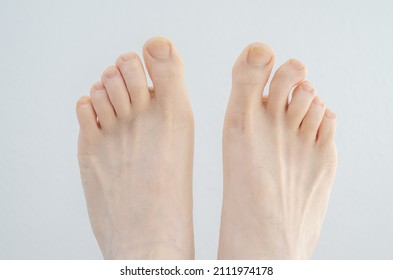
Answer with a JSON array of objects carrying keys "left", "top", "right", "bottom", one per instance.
[{"left": 76, "top": 37, "right": 195, "bottom": 259}]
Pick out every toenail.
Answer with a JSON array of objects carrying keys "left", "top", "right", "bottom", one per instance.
[
  {"left": 326, "top": 110, "right": 336, "bottom": 119},
  {"left": 288, "top": 59, "right": 306, "bottom": 71},
  {"left": 77, "top": 96, "right": 90, "bottom": 106},
  {"left": 104, "top": 67, "right": 118, "bottom": 79},
  {"left": 93, "top": 83, "right": 105, "bottom": 92},
  {"left": 301, "top": 82, "right": 314, "bottom": 93},
  {"left": 146, "top": 38, "right": 171, "bottom": 60},
  {"left": 247, "top": 46, "right": 272, "bottom": 66},
  {"left": 120, "top": 52, "right": 137, "bottom": 62},
  {"left": 312, "top": 96, "right": 324, "bottom": 105}
]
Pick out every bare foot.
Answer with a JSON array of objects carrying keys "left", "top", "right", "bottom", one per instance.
[
  {"left": 76, "top": 37, "right": 194, "bottom": 259},
  {"left": 218, "top": 43, "right": 337, "bottom": 259}
]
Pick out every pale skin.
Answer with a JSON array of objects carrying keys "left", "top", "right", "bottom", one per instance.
[{"left": 76, "top": 37, "right": 337, "bottom": 259}]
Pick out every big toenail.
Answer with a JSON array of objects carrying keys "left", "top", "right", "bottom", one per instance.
[
  {"left": 146, "top": 39, "right": 171, "bottom": 60},
  {"left": 302, "top": 82, "right": 314, "bottom": 92},
  {"left": 247, "top": 46, "right": 272, "bottom": 66},
  {"left": 313, "top": 97, "right": 324, "bottom": 105},
  {"left": 104, "top": 67, "right": 118, "bottom": 79}
]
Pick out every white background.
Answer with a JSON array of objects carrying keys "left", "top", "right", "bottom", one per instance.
[{"left": 0, "top": 0, "right": 392, "bottom": 259}]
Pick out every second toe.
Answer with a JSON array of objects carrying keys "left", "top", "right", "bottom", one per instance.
[
  {"left": 267, "top": 59, "right": 307, "bottom": 116},
  {"left": 116, "top": 52, "right": 151, "bottom": 110}
]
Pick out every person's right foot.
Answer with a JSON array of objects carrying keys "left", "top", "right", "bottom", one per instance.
[{"left": 219, "top": 43, "right": 337, "bottom": 259}]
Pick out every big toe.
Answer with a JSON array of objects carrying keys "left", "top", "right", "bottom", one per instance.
[
  {"left": 143, "top": 37, "right": 187, "bottom": 105},
  {"left": 229, "top": 43, "right": 275, "bottom": 113}
]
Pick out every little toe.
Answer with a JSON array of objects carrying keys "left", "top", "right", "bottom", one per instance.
[
  {"left": 317, "top": 109, "right": 337, "bottom": 144},
  {"left": 267, "top": 59, "right": 307, "bottom": 115},
  {"left": 89, "top": 82, "right": 116, "bottom": 130},
  {"left": 101, "top": 66, "right": 131, "bottom": 119},
  {"left": 143, "top": 37, "right": 186, "bottom": 104},
  {"left": 300, "top": 96, "right": 326, "bottom": 141},
  {"left": 116, "top": 52, "right": 150, "bottom": 109},
  {"left": 76, "top": 96, "right": 99, "bottom": 134},
  {"left": 230, "top": 42, "right": 275, "bottom": 112},
  {"left": 286, "top": 81, "right": 316, "bottom": 129}
]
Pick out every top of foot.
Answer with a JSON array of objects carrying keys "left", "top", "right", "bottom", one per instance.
[
  {"left": 76, "top": 37, "right": 195, "bottom": 259},
  {"left": 219, "top": 42, "right": 337, "bottom": 259}
]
